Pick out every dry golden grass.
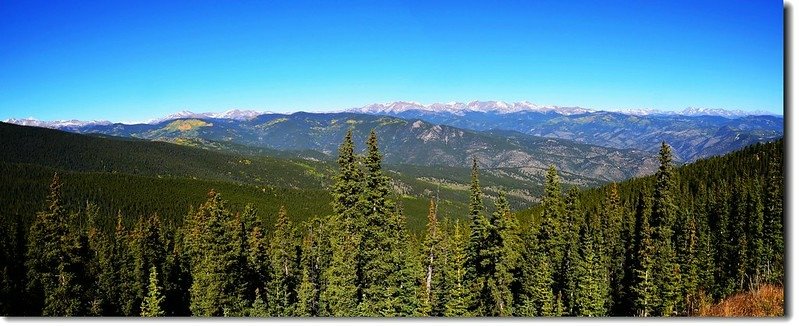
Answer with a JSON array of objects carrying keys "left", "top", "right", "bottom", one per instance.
[{"left": 698, "top": 284, "right": 784, "bottom": 317}]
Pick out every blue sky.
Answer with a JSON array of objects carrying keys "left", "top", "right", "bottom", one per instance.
[{"left": 0, "top": 0, "right": 784, "bottom": 121}]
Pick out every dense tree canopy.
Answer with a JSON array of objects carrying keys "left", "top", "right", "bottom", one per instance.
[{"left": 0, "top": 136, "right": 784, "bottom": 317}]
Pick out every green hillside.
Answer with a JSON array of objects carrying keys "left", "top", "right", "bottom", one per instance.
[
  {"left": 0, "top": 122, "right": 783, "bottom": 317},
  {"left": 0, "top": 122, "right": 332, "bottom": 189},
  {"left": 72, "top": 112, "right": 661, "bottom": 183},
  {"left": 0, "top": 122, "right": 473, "bottom": 232},
  {"left": 0, "top": 121, "right": 583, "bottom": 232}
]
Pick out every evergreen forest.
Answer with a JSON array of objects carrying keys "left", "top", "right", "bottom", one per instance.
[{"left": 0, "top": 130, "right": 784, "bottom": 317}]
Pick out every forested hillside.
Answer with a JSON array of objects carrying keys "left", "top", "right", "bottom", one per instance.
[
  {"left": 0, "top": 129, "right": 782, "bottom": 316},
  {"left": 0, "top": 122, "right": 332, "bottom": 189},
  {"left": 0, "top": 121, "right": 621, "bottom": 228},
  {"left": 57, "top": 112, "right": 661, "bottom": 183}
]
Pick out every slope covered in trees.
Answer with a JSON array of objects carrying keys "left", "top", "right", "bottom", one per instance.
[
  {"left": 1, "top": 121, "right": 576, "bottom": 232},
  {"left": 0, "top": 130, "right": 783, "bottom": 317}
]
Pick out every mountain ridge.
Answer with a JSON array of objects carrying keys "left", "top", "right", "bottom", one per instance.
[{"left": 3, "top": 100, "right": 779, "bottom": 129}]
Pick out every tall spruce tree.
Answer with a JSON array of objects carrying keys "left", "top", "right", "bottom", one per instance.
[
  {"left": 132, "top": 213, "right": 167, "bottom": 315},
  {"left": 268, "top": 206, "right": 299, "bottom": 316},
  {"left": 675, "top": 208, "right": 699, "bottom": 315},
  {"left": 380, "top": 209, "right": 420, "bottom": 316},
  {"left": 465, "top": 158, "right": 511, "bottom": 316},
  {"left": 602, "top": 183, "right": 625, "bottom": 314},
  {"left": 561, "top": 186, "right": 582, "bottom": 315},
  {"left": 245, "top": 209, "right": 270, "bottom": 313},
  {"left": 710, "top": 183, "right": 736, "bottom": 298},
  {"left": 630, "top": 191, "right": 656, "bottom": 317},
  {"left": 94, "top": 214, "right": 136, "bottom": 315},
  {"left": 185, "top": 191, "right": 247, "bottom": 316},
  {"left": 83, "top": 202, "right": 104, "bottom": 316},
  {"left": 539, "top": 166, "right": 565, "bottom": 296},
  {"left": 763, "top": 150, "right": 784, "bottom": 284},
  {"left": 296, "top": 216, "right": 330, "bottom": 317},
  {"left": 520, "top": 239, "right": 556, "bottom": 317},
  {"left": 140, "top": 266, "right": 165, "bottom": 317},
  {"left": 321, "top": 230, "right": 359, "bottom": 316},
  {"left": 420, "top": 198, "right": 446, "bottom": 316},
  {"left": 486, "top": 192, "right": 515, "bottom": 316},
  {"left": 162, "top": 211, "right": 192, "bottom": 316},
  {"left": 744, "top": 179, "right": 765, "bottom": 287},
  {"left": 322, "top": 130, "right": 365, "bottom": 316},
  {"left": 649, "top": 142, "right": 680, "bottom": 316},
  {"left": 25, "top": 174, "right": 87, "bottom": 316},
  {"left": 360, "top": 129, "right": 417, "bottom": 316},
  {"left": 443, "top": 222, "right": 472, "bottom": 317},
  {"left": 571, "top": 211, "right": 608, "bottom": 317}
]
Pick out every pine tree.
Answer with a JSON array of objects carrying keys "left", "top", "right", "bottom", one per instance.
[
  {"left": 728, "top": 179, "right": 749, "bottom": 293},
  {"left": 268, "top": 206, "right": 299, "bottom": 316},
  {"left": 763, "top": 150, "right": 784, "bottom": 284},
  {"left": 515, "top": 226, "right": 556, "bottom": 317},
  {"left": 321, "top": 230, "right": 359, "bottom": 316},
  {"left": 25, "top": 173, "right": 87, "bottom": 316},
  {"left": 602, "top": 183, "right": 625, "bottom": 314},
  {"left": 630, "top": 191, "right": 656, "bottom": 317},
  {"left": 185, "top": 191, "right": 247, "bottom": 316},
  {"left": 649, "top": 142, "right": 680, "bottom": 316},
  {"left": 675, "top": 208, "right": 699, "bottom": 315},
  {"left": 443, "top": 222, "right": 472, "bottom": 317},
  {"left": 420, "top": 198, "right": 445, "bottom": 316},
  {"left": 572, "top": 212, "right": 607, "bottom": 316},
  {"left": 94, "top": 213, "right": 135, "bottom": 315},
  {"left": 249, "top": 288, "right": 269, "bottom": 317},
  {"left": 330, "top": 129, "right": 366, "bottom": 235},
  {"left": 162, "top": 226, "right": 191, "bottom": 316},
  {"left": 560, "top": 186, "right": 581, "bottom": 315},
  {"left": 379, "top": 209, "right": 420, "bottom": 316},
  {"left": 321, "top": 129, "right": 365, "bottom": 316},
  {"left": 465, "top": 157, "right": 493, "bottom": 314},
  {"left": 296, "top": 265, "right": 316, "bottom": 317},
  {"left": 528, "top": 244, "right": 556, "bottom": 316},
  {"left": 245, "top": 212, "right": 270, "bottom": 312},
  {"left": 296, "top": 216, "right": 329, "bottom": 317},
  {"left": 486, "top": 191, "right": 515, "bottom": 316},
  {"left": 711, "top": 183, "right": 737, "bottom": 298},
  {"left": 463, "top": 160, "right": 515, "bottom": 316},
  {"left": 132, "top": 213, "right": 167, "bottom": 315},
  {"left": 539, "top": 165, "right": 565, "bottom": 295},
  {"left": 693, "top": 193, "right": 715, "bottom": 307},
  {"left": 360, "top": 129, "right": 419, "bottom": 316},
  {"left": 82, "top": 202, "right": 104, "bottom": 316},
  {"left": 744, "top": 179, "right": 765, "bottom": 287},
  {"left": 140, "top": 266, "right": 164, "bottom": 317}
]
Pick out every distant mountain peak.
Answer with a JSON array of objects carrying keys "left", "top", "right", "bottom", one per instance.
[
  {"left": 349, "top": 100, "right": 780, "bottom": 118},
  {"left": 2, "top": 118, "right": 112, "bottom": 129},
  {"left": 148, "top": 109, "right": 264, "bottom": 123},
  {"left": 677, "top": 107, "right": 771, "bottom": 117}
]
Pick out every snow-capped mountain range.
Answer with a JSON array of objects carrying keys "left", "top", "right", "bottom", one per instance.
[
  {"left": 349, "top": 101, "right": 774, "bottom": 118},
  {"left": 3, "top": 109, "right": 265, "bottom": 129},
  {"left": 2, "top": 101, "right": 776, "bottom": 129},
  {"left": 2, "top": 118, "right": 113, "bottom": 129},
  {"left": 148, "top": 109, "right": 265, "bottom": 123},
  {"left": 349, "top": 100, "right": 592, "bottom": 116}
]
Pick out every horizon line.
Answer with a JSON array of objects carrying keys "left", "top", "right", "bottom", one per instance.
[{"left": 2, "top": 100, "right": 784, "bottom": 126}]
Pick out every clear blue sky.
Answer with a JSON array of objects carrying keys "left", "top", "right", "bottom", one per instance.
[{"left": 0, "top": 0, "right": 784, "bottom": 121}]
